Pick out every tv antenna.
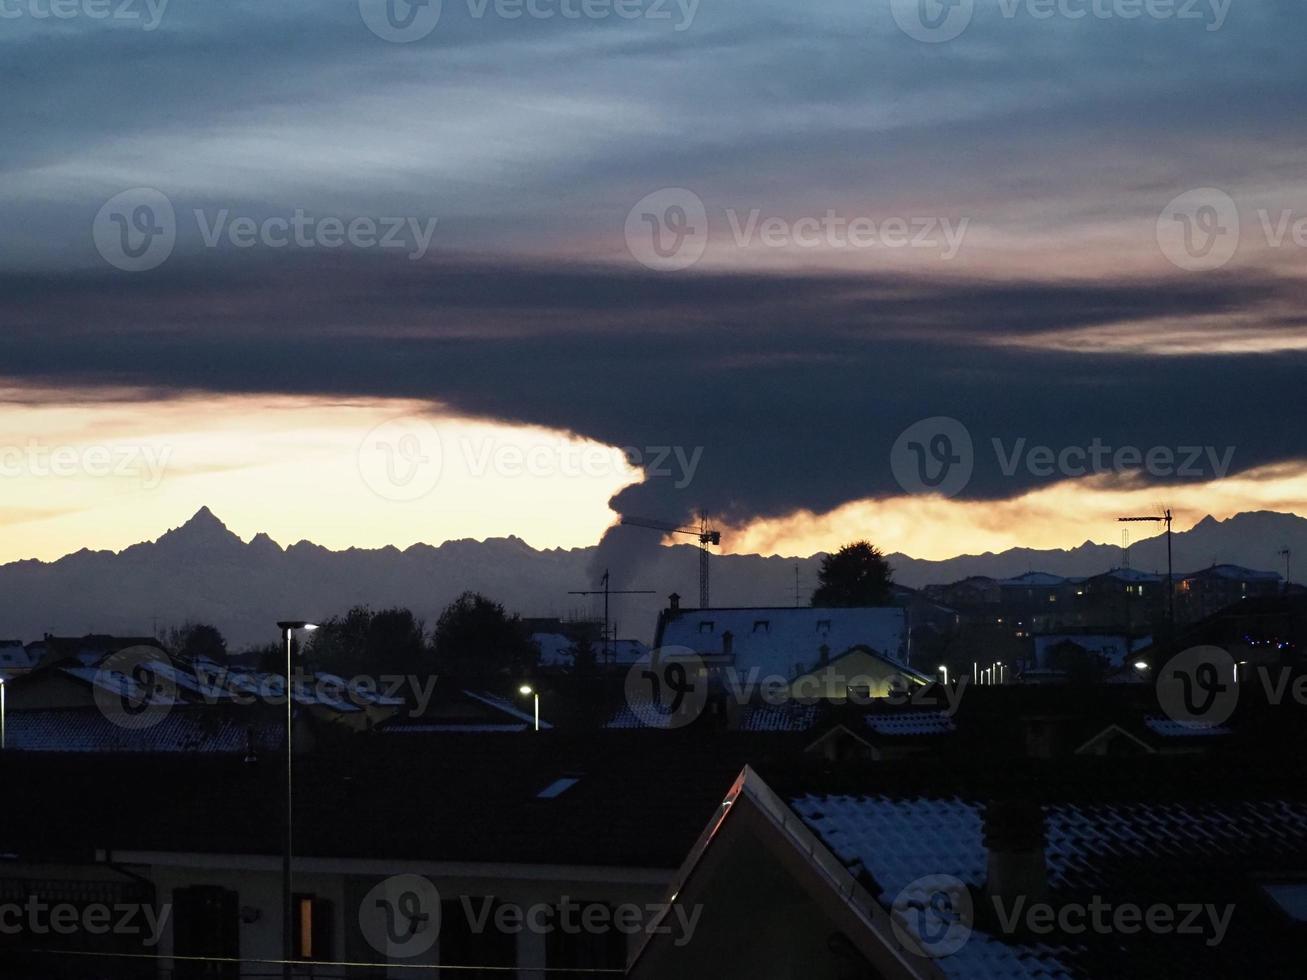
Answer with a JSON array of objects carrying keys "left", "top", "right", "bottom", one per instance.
[{"left": 568, "top": 569, "right": 654, "bottom": 665}]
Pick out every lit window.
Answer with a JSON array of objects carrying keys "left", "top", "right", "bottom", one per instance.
[
  {"left": 293, "top": 894, "right": 333, "bottom": 962},
  {"left": 698, "top": 621, "right": 715, "bottom": 634}
]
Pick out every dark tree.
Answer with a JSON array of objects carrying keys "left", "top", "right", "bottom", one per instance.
[
  {"left": 811, "top": 541, "right": 894, "bottom": 607},
  {"left": 308, "top": 606, "right": 427, "bottom": 676},
  {"left": 434, "top": 592, "right": 537, "bottom": 680},
  {"left": 170, "top": 622, "right": 228, "bottom": 663},
  {"left": 568, "top": 632, "right": 599, "bottom": 674}
]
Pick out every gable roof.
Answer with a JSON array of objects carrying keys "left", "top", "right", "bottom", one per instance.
[{"left": 658, "top": 606, "right": 907, "bottom": 679}]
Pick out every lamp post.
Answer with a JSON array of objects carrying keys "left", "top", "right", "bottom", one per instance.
[
  {"left": 938, "top": 665, "right": 948, "bottom": 687},
  {"left": 276, "top": 621, "right": 317, "bottom": 980},
  {"left": 519, "top": 684, "right": 539, "bottom": 732},
  {"left": 1, "top": 678, "right": 6, "bottom": 751}
]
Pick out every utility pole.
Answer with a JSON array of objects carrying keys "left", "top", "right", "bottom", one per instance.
[
  {"left": 1280, "top": 548, "right": 1292, "bottom": 591},
  {"left": 568, "top": 570, "right": 654, "bottom": 665},
  {"left": 1119, "top": 509, "right": 1174, "bottom": 650}
]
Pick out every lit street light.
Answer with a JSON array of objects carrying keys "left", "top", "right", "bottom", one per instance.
[
  {"left": 519, "top": 684, "right": 540, "bottom": 732},
  {"left": 276, "top": 620, "right": 317, "bottom": 980}
]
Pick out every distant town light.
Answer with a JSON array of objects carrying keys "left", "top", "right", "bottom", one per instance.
[{"left": 1133, "top": 661, "right": 1149, "bottom": 671}]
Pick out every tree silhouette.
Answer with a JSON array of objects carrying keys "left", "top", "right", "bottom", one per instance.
[
  {"left": 434, "top": 592, "right": 537, "bottom": 681},
  {"left": 811, "top": 541, "right": 894, "bottom": 607},
  {"left": 308, "top": 606, "right": 427, "bottom": 676}
]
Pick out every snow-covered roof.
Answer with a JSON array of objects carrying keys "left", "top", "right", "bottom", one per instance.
[
  {"left": 1091, "top": 567, "right": 1162, "bottom": 583},
  {"left": 1032, "top": 634, "right": 1150, "bottom": 670},
  {"left": 532, "top": 633, "right": 648, "bottom": 668},
  {"left": 864, "top": 710, "right": 956, "bottom": 737},
  {"left": 463, "top": 690, "right": 553, "bottom": 730},
  {"left": 1143, "top": 715, "right": 1232, "bottom": 737},
  {"left": 659, "top": 606, "right": 907, "bottom": 679},
  {"left": 735, "top": 702, "right": 818, "bottom": 732},
  {"left": 790, "top": 793, "right": 1307, "bottom": 979},
  {"left": 3, "top": 707, "right": 283, "bottom": 753},
  {"left": 1181, "top": 563, "right": 1281, "bottom": 582},
  {"left": 0, "top": 642, "right": 34, "bottom": 670},
  {"left": 997, "top": 572, "right": 1066, "bottom": 588}
]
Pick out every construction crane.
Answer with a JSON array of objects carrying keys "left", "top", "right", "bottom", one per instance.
[
  {"left": 1118, "top": 508, "right": 1174, "bottom": 649},
  {"left": 620, "top": 514, "right": 721, "bottom": 608}
]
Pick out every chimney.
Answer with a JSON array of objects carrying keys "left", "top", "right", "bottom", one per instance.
[
  {"left": 983, "top": 798, "right": 1048, "bottom": 910},
  {"left": 668, "top": 592, "right": 680, "bottom": 613},
  {"left": 818, "top": 643, "right": 830, "bottom": 667},
  {"left": 722, "top": 630, "right": 734, "bottom": 657}
]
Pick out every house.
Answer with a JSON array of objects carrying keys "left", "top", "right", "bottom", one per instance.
[
  {"left": 630, "top": 755, "right": 1307, "bottom": 979},
  {"left": 1030, "top": 632, "right": 1152, "bottom": 673},
  {"left": 0, "top": 640, "right": 34, "bottom": 681},
  {"left": 0, "top": 733, "right": 764, "bottom": 978},
  {"left": 1175, "top": 564, "right": 1283, "bottom": 622},
  {"left": 655, "top": 596, "right": 909, "bottom": 681}
]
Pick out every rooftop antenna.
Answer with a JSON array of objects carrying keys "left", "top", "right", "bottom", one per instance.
[
  {"left": 1119, "top": 507, "right": 1174, "bottom": 648},
  {"left": 568, "top": 569, "right": 654, "bottom": 666}
]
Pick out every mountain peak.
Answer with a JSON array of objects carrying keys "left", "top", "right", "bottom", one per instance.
[{"left": 156, "top": 507, "right": 243, "bottom": 549}]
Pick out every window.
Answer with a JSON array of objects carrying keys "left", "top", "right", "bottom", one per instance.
[
  {"left": 439, "top": 898, "right": 516, "bottom": 978},
  {"left": 537, "top": 776, "right": 582, "bottom": 799},
  {"left": 172, "top": 886, "right": 239, "bottom": 980},
  {"left": 752, "top": 620, "right": 770, "bottom": 633},
  {"left": 816, "top": 619, "right": 831, "bottom": 632},
  {"left": 293, "top": 893, "right": 334, "bottom": 962},
  {"left": 697, "top": 621, "right": 715, "bottom": 633},
  {"left": 546, "top": 901, "right": 627, "bottom": 979}
]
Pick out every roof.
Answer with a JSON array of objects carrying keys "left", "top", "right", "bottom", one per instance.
[
  {"left": 0, "top": 733, "right": 781, "bottom": 870},
  {"left": 658, "top": 606, "right": 907, "bottom": 678},
  {"left": 0, "top": 707, "right": 283, "bottom": 754},
  {"left": 997, "top": 572, "right": 1066, "bottom": 588},
  {"left": 865, "top": 710, "right": 957, "bottom": 737},
  {"left": 532, "top": 632, "right": 648, "bottom": 668},
  {"left": 1032, "top": 634, "right": 1150, "bottom": 670},
  {"left": 1089, "top": 567, "right": 1163, "bottom": 584},
  {"left": 1180, "top": 564, "right": 1281, "bottom": 583},
  {"left": 735, "top": 702, "right": 819, "bottom": 732},
  {"left": 784, "top": 770, "right": 1307, "bottom": 977}
]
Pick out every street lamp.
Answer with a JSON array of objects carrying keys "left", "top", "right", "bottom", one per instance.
[
  {"left": 938, "top": 665, "right": 948, "bottom": 686},
  {"left": 1, "top": 678, "right": 6, "bottom": 751},
  {"left": 1133, "top": 661, "right": 1149, "bottom": 672},
  {"left": 276, "top": 621, "right": 317, "bottom": 980},
  {"left": 519, "top": 684, "right": 539, "bottom": 732}
]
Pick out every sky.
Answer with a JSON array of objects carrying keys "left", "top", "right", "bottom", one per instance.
[{"left": 2, "top": 0, "right": 1306, "bottom": 565}]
